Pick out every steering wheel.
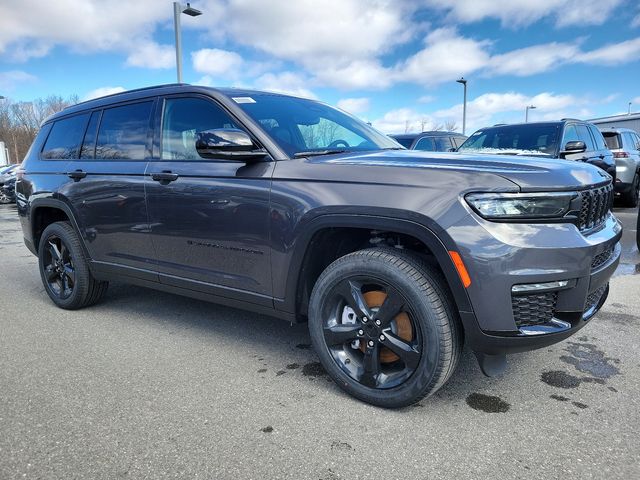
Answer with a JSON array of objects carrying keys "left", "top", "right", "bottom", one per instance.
[{"left": 327, "top": 139, "right": 349, "bottom": 148}]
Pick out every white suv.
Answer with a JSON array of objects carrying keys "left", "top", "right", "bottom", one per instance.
[{"left": 600, "top": 127, "right": 640, "bottom": 207}]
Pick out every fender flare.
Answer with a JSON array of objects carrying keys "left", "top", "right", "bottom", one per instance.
[
  {"left": 29, "top": 197, "right": 91, "bottom": 259},
  {"left": 276, "top": 212, "right": 475, "bottom": 320}
]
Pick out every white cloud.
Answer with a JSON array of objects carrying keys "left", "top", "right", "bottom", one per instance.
[
  {"left": 314, "top": 61, "right": 394, "bottom": 90},
  {"left": 253, "top": 72, "right": 317, "bottom": 99},
  {"left": 82, "top": 86, "right": 125, "bottom": 101},
  {"left": 192, "top": 48, "right": 245, "bottom": 77},
  {"left": 372, "top": 108, "right": 437, "bottom": 134},
  {"left": 337, "top": 98, "right": 370, "bottom": 114},
  {"left": 487, "top": 42, "right": 580, "bottom": 76},
  {"left": 125, "top": 42, "right": 175, "bottom": 69},
  {"left": 0, "top": 70, "right": 37, "bottom": 91},
  {"left": 633, "top": 13, "right": 640, "bottom": 28},
  {"left": 400, "top": 28, "right": 491, "bottom": 85},
  {"left": 0, "top": 1, "right": 175, "bottom": 67},
  {"left": 576, "top": 37, "right": 640, "bottom": 65},
  {"left": 418, "top": 95, "right": 436, "bottom": 104},
  {"left": 421, "top": 0, "right": 623, "bottom": 28}
]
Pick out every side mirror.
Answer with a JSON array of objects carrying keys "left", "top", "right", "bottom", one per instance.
[
  {"left": 195, "top": 129, "right": 268, "bottom": 161},
  {"left": 447, "top": 147, "right": 457, "bottom": 152},
  {"left": 560, "top": 140, "right": 586, "bottom": 157}
]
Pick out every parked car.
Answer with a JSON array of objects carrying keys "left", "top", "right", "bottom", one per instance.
[
  {"left": 599, "top": 127, "right": 640, "bottom": 207},
  {"left": 389, "top": 131, "right": 467, "bottom": 151},
  {"left": 458, "top": 120, "right": 616, "bottom": 178},
  {"left": 0, "top": 164, "right": 18, "bottom": 204},
  {"left": 16, "top": 85, "right": 621, "bottom": 408}
]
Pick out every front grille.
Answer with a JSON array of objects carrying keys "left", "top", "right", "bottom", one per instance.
[
  {"left": 591, "top": 246, "right": 614, "bottom": 270},
  {"left": 512, "top": 291, "right": 558, "bottom": 328},
  {"left": 577, "top": 183, "right": 613, "bottom": 231},
  {"left": 585, "top": 285, "right": 607, "bottom": 312}
]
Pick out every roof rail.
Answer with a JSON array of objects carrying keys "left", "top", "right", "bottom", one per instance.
[
  {"left": 493, "top": 123, "right": 508, "bottom": 126},
  {"left": 560, "top": 118, "right": 582, "bottom": 122},
  {"left": 73, "top": 83, "right": 189, "bottom": 107}
]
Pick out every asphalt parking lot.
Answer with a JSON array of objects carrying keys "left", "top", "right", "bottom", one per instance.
[{"left": 0, "top": 204, "right": 638, "bottom": 480}]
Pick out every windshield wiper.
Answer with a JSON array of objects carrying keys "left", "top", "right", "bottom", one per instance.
[{"left": 293, "top": 149, "right": 350, "bottom": 158}]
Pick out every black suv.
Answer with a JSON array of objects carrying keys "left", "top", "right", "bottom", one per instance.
[
  {"left": 16, "top": 85, "right": 621, "bottom": 408},
  {"left": 458, "top": 120, "right": 616, "bottom": 178},
  {"left": 389, "top": 131, "right": 467, "bottom": 152}
]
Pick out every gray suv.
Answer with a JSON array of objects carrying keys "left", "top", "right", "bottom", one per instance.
[
  {"left": 16, "top": 85, "right": 621, "bottom": 407},
  {"left": 600, "top": 127, "right": 640, "bottom": 207}
]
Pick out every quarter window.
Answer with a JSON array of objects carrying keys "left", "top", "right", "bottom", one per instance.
[
  {"left": 96, "top": 102, "right": 153, "bottom": 160},
  {"left": 161, "top": 97, "right": 239, "bottom": 160},
  {"left": 41, "top": 114, "right": 89, "bottom": 159},
  {"left": 576, "top": 124, "right": 595, "bottom": 151},
  {"left": 80, "top": 111, "right": 101, "bottom": 159}
]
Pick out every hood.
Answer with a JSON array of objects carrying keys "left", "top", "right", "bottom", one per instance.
[{"left": 318, "top": 150, "right": 611, "bottom": 191}]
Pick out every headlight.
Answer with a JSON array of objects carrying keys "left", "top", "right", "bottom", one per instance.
[{"left": 465, "top": 192, "right": 576, "bottom": 219}]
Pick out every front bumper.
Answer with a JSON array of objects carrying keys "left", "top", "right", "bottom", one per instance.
[{"left": 448, "top": 211, "right": 622, "bottom": 355}]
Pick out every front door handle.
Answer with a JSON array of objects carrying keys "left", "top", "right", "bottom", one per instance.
[
  {"left": 151, "top": 171, "right": 179, "bottom": 184},
  {"left": 67, "top": 169, "right": 87, "bottom": 181}
]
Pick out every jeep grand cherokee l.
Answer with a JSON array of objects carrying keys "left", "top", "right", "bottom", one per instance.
[
  {"left": 15, "top": 85, "right": 621, "bottom": 408},
  {"left": 458, "top": 120, "right": 616, "bottom": 179}
]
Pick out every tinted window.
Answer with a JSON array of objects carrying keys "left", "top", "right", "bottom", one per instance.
[
  {"left": 414, "top": 137, "right": 435, "bottom": 151},
  {"left": 41, "top": 114, "right": 89, "bottom": 159},
  {"left": 623, "top": 132, "right": 638, "bottom": 150},
  {"left": 96, "top": 102, "right": 153, "bottom": 160},
  {"left": 393, "top": 137, "right": 414, "bottom": 149},
  {"left": 576, "top": 124, "right": 595, "bottom": 151},
  {"left": 161, "top": 97, "right": 239, "bottom": 160},
  {"left": 602, "top": 132, "right": 621, "bottom": 150},
  {"left": 562, "top": 125, "right": 580, "bottom": 146},
  {"left": 235, "top": 94, "right": 399, "bottom": 156},
  {"left": 459, "top": 124, "right": 560, "bottom": 155},
  {"left": 80, "top": 111, "right": 101, "bottom": 159},
  {"left": 588, "top": 125, "right": 607, "bottom": 150},
  {"left": 433, "top": 137, "right": 451, "bottom": 151}
]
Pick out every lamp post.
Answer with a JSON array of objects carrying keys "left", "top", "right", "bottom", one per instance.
[
  {"left": 525, "top": 105, "right": 536, "bottom": 123},
  {"left": 456, "top": 77, "right": 467, "bottom": 135},
  {"left": 173, "top": 2, "right": 202, "bottom": 83},
  {"left": 629, "top": 102, "right": 632, "bottom": 115}
]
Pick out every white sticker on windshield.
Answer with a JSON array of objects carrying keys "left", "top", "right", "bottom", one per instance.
[{"left": 232, "top": 97, "right": 256, "bottom": 104}]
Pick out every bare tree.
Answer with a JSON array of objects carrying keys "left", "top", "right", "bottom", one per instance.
[
  {"left": 0, "top": 94, "right": 78, "bottom": 164},
  {"left": 444, "top": 120, "right": 458, "bottom": 132}
]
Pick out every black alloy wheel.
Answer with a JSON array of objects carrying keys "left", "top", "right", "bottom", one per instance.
[
  {"left": 42, "top": 234, "right": 76, "bottom": 300},
  {"left": 321, "top": 276, "right": 422, "bottom": 390},
  {"left": 309, "top": 248, "right": 462, "bottom": 408},
  {"left": 38, "top": 221, "right": 108, "bottom": 309}
]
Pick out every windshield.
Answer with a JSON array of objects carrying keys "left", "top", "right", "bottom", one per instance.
[
  {"left": 232, "top": 93, "right": 402, "bottom": 156},
  {"left": 458, "top": 124, "right": 561, "bottom": 156}
]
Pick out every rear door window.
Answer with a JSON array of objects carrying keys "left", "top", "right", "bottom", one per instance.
[
  {"left": 96, "top": 102, "right": 153, "bottom": 160},
  {"left": 41, "top": 113, "right": 90, "bottom": 159},
  {"left": 80, "top": 111, "right": 101, "bottom": 159}
]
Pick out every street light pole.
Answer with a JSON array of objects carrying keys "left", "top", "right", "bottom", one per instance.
[
  {"left": 629, "top": 102, "right": 632, "bottom": 115},
  {"left": 525, "top": 105, "right": 536, "bottom": 122},
  {"left": 456, "top": 77, "right": 467, "bottom": 135},
  {"left": 173, "top": 2, "right": 202, "bottom": 83}
]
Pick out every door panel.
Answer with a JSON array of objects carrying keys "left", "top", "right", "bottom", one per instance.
[
  {"left": 145, "top": 95, "right": 274, "bottom": 301},
  {"left": 63, "top": 101, "right": 156, "bottom": 275}
]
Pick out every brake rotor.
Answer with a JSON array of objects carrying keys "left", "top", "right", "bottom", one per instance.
[{"left": 361, "top": 290, "right": 413, "bottom": 363}]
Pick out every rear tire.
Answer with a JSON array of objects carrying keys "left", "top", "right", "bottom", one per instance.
[
  {"left": 308, "top": 248, "right": 462, "bottom": 408},
  {"left": 38, "top": 221, "right": 108, "bottom": 310}
]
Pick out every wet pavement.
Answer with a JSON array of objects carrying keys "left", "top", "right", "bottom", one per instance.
[{"left": 0, "top": 203, "right": 639, "bottom": 479}]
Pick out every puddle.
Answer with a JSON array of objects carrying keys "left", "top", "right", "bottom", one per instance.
[
  {"left": 302, "top": 362, "right": 327, "bottom": 377},
  {"left": 560, "top": 342, "right": 620, "bottom": 379},
  {"left": 465, "top": 393, "right": 510, "bottom": 413}
]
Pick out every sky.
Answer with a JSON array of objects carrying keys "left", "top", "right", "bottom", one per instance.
[{"left": 0, "top": 0, "right": 639, "bottom": 134}]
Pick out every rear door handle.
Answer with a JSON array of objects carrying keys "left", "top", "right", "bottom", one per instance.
[
  {"left": 151, "top": 171, "right": 179, "bottom": 184},
  {"left": 67, "top": 169, "right": 87, "bottom": 181}
]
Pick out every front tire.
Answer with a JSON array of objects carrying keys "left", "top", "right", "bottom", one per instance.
[
  {"left": 308, "top": 248, "right": 462, "bottom": 408},
  {"left": 38, "top": 221, "right": 108, "bottom": 310}
]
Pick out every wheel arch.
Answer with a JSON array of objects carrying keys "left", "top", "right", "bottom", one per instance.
[
  {"left": 277, "top": 213, "right": 475, "bottom": 324},
  {"left": 30, "top": 198, "right": 90, "bottom": 258}
]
